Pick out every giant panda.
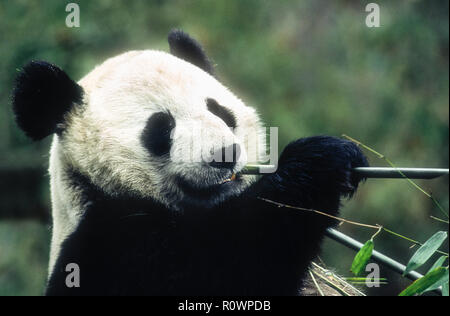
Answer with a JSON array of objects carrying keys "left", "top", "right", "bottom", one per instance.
[{"left": 12, "top": 30, "right": 368, "bottom": 296}]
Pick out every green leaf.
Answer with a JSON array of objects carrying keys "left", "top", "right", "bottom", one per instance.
[
  {"left": 423, "top": 269, "right": 449, "bottom": 293},
  {"left": 351, "top": 240, "right": 374, "bottom": 276},
  {"left": 403, "top": 231, "right": 447, "bottom": 276},
  {"left": 399, "top": 267, "right": 447, "bottom": 296},
  {"left": 442, "top": 282, "right": 449, "bottom": 297},
  {"left": 427, "top": 256, "right": 448, "bottom": 273}
]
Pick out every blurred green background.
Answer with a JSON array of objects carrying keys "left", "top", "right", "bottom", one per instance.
[{"left": 0, "top": 0, "right": 448, "bottom": 296}]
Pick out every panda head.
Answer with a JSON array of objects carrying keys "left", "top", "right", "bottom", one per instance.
[{"left": 12, "top": 30, "right": 265, "bottom": 210}]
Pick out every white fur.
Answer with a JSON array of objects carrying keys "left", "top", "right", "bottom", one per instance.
[{"left": 48, "top": 50, "right": 266, "bottom": 274}]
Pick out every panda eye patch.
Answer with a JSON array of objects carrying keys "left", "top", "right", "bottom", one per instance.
[
  {"left": 206, "top": 98, "right": 236, "bottom": 129},
  {"left": 141, "top": 111, "right": 175, "bottom": 157}
]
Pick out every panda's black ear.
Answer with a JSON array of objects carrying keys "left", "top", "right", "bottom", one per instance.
[
  {"left": 12, "top": 61, "right": 83, "bottom": 141},
  {"left": 168, "top": 29, "right": 214, "bottom": 75}
]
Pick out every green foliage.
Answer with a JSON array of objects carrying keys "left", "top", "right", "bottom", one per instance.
[
  {"left": 428, "top": 256, "right": 448, "bottom": 274},
  {"left": 425, "top": 269, "right": 448, "bottom": 293},
  {"left": 399, "top": 232, "right": 448, "bottom": 296},
  {"left": 399, "top": 267, "right": 448, "bottom": 296},
  {"left": 0, "top": 221, "right": 50, "bottom": 296},
  {"left": 351, "top": 240, "right": 374, "bottom": 277},
  {"left": 443, "top": 281, "right": 449, "bottom": 296},
  {"left": 403, "top": 231, "right": 448, "bottom": 276}
]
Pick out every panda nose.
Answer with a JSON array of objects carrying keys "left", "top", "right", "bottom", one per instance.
[{"left": 209, "top": 143, "right": 241, "bottom": 170}]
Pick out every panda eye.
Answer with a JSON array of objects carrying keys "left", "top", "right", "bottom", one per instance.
[
  {"left": 206, "top": 98, "right": 236, "bottom": 129},
  {"left": 141, "top": 111, "right": 175, "bottom": 157}
]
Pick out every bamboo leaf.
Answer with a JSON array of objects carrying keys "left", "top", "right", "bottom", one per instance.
[
  {"left": 399, "top": 267, "right": 447, "bottom": 296},
  {"left": 403, "top": 231, "right": 448, "bottom": 276},
  {"left": 427, "top": 256, "right": 448, "bottom": 273},
  {"left": 423, "top": 269, "right": 449, "bottom": 293},
  {"left": 351, "top": 240, "right": 374, "bottom": 276},
  {"left": 442, "top": 282, "right": 449, "bottom": 297}
]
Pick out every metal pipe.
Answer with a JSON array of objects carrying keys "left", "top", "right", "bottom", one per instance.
[
  {"left": 354, "top": 167, "right": 449, "bottom": 179},
  {"left": 241, "top": 165, "right": 449, "bottom": 179}
]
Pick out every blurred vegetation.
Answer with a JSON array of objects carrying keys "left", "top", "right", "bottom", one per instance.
[{"left": 0, "top": 0, "right": 448, "bottom": 296}]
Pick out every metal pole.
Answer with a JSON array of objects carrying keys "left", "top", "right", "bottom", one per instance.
[
  {"left": 354, "top": 167, "right": 449, "bottom": 179},
  {"left": 242, "top": 165, "right": 449, "bottom": 179}
]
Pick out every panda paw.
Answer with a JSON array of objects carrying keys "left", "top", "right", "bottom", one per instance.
[{"left": 275, "top": 136, "right": 369, "bottom": 199}]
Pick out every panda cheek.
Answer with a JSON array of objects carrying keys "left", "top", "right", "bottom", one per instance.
[{"left": 141, "top": 112, "right": 175, "bottom": 157}]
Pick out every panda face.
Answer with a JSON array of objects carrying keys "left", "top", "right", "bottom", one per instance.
[{"left": 59, "top": 50, "right": 265, "bottom": 210}]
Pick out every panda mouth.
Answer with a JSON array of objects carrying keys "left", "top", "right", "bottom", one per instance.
[
  {"left": 176, "top": 173, "right": 242, "bottom": 198},
  {"left": 220, "top": 173, "right": 237, "bottom": 184}
]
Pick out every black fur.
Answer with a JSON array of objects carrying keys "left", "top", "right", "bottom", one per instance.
[
  {"left": 168, "top": 29, "right": 214, "bottom": 75},
  {"left": 141, "top": 111, "right": 176, "bottom": 157},
  {"left": 46, "top": 136, "right": 368, "bottom": 296},
  {"left": 12, "top": 61, "right": 83, "bottom": 140},
  {"left": 207, "top": 98, "right": 237, "bottom": 129}
]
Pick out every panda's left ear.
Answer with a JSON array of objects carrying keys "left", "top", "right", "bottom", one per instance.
[
  {"left": 12, "top": 61, "right": 83, "bottom": 141},
  {"left": 168, "top": 29, "right": 214, "bottom": 75}
]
